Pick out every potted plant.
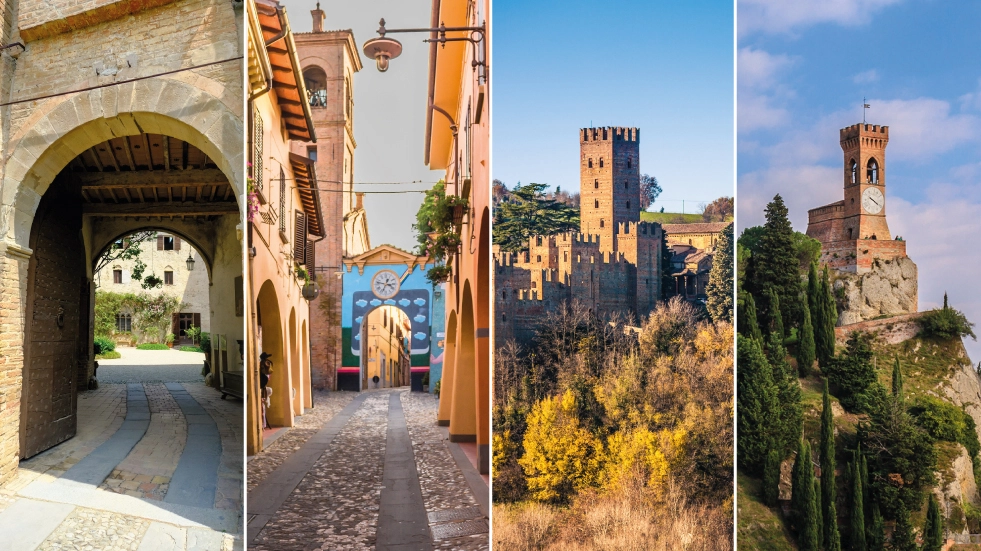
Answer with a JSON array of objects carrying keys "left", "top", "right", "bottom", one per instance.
[
  {"left": 433, "top": 380, "right": 440, "bottom": 398},
  {"left": 165, "top": 333, "right": 175, "bottom": 348}
]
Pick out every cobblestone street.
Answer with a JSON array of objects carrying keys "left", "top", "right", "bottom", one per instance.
[
  {"left": 0, "top": 348, "right": 242, "bottom": 550},
  {"left": 247, "top": 389, "right": 489, "bottom": 551}
]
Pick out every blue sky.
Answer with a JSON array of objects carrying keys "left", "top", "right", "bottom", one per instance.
[
  {"left": 290, "top": 0, "right": 443, "bottom": 251},
  {"left": 493, "top": 0, "right": 735, "bottom": 213},
  {"left": 737, "top": 0, "right": 981, "bottom": 359}
]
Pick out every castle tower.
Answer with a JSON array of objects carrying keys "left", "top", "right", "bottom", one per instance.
[
  {"left": 293, "top": 11, "right": 363, "bottom": 390},
  {"left": 840, "top": 123, "right": 891, "bottom": 242},
  {"left": 579, "top": 127, "right": 640, "bottom": 254}
]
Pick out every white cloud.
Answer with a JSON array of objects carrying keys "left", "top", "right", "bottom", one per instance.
[
  {"left": 852, "top": 69, "right": 879, "bottom": 84},
  {"left": 738, "top": 48, "right": 795, "bottom": 91},
  {"left": 737, "top": 165, "right": 841, "bottom": 233},
  {"left": 737, "top": 48, "right": 796, "bottom": 133},
  {"left": 958, "top": 78, "right": 981, "bottom": 112},
  {"left": 862, "top": 98, "right": 978, "bottom": 160},
  {"left": 739, "top": 0, "right": 905, "bottom": 36},
  {"left": 738, "top": 94, "right": 789, "bottom": 133}
]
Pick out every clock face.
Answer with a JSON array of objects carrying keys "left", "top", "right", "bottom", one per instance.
[
  {"left": 861, "top": 187, "right": 884, "bottom": 215},
  {"left": 371, "top": 270, "right": 400, "bottom": 299}
]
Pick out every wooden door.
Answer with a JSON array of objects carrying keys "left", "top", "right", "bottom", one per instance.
[{"left": 21, "top": 184, "right": 84, "bottom": 458}]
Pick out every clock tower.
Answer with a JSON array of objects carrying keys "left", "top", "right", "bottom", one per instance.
[{"left": 841, "top": 123, "right": 891, "bottom": 242}]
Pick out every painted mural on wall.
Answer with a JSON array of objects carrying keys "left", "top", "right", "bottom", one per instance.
[
  {"left": 339, "top": 246, "right": 438, "bottom": 388},
  {"left": 428, "top": 282, "right": 447, "bottom": 393}
]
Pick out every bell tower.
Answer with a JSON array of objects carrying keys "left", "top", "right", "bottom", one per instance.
[{"left": 840, "top": 123, "right": 890, "bottom": 242}]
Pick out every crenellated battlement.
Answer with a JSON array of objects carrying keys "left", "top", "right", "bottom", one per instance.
[
  {"left": 580, "top": 126, "right": 640, "bottom": 143},
  {"left": 840, "top": 123, "right": 889, "bottom": 150}
]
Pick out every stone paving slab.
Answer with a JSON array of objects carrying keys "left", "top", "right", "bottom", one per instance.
[
  {"left": 0, "top": 498, "right": 75, "bottom": 551},
  {"left": 164, "top": 384, "right": 221, "bottom": 509},
  {"left": 137, "top": 522, "right": 186, "bottom": 551},
  {"left": 38, "top": 505, "right": 150, "bottom": 550},
  {"left": 377, "top": 392, "right": 432, "bottom": 550}
]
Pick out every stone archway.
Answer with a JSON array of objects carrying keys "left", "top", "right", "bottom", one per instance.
[
  {"left": 257, "top": 280, "right": 289, "bottom": 428},
  {"left": 289, "top": 307, "right": 302, "bottom": 415},
  {"left": 437, "top": 310, "right": 457, "bottom": 426},
  {"left": 449, "top": 282, "right": 477, "bottom": 441}
]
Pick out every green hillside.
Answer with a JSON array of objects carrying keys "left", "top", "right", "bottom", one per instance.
[{"left": 640, "top": 211, "right": 734, "bottom": 224}]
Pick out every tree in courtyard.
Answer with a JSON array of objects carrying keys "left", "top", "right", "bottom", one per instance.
[
  {"left": 492, "top": 182, "right": 580, "bottom": 253},
  {"left": 706, "top": 223, "right": 734, "bottom": 324},
  {"left": 791, "top": 439, "right": 819, "bottom": 551},
  {"left": 797, "top": 298, "right": 816, "bottom": 377},
  {"left": 737, "top": 337, "right": 778, "bottom": 474},
  {"left": 820, "top": 378, "right": 841, "bottom": 550}
]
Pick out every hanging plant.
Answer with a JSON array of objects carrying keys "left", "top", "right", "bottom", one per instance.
[
  {"left": 296, "top": 265, "right": 309, "bottom": 282},
  {"left": 247, "top": 174, "right": 261, "bottom": 223},
  {"left": 142, "top": 274, "right": 164, "bottom": 289},
  {"left": 413, "top": 181, "right": 468, "bottom": 284}
]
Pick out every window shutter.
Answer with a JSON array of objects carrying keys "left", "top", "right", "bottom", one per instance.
[
  {"left": 157, "top": 236, "right": 163, "bottom": 250},
  {"left": 279, "top": 169, "right": 287, "bottom": 234},
  {"left": 193, "top": 313, "right": 201, "bottom": 329},
  {"left": 253, "top": 106, "right": 264, "bottom": 192},
  {"left": 294, "top": 211, "right": 306, "bottom": 264},
  {"left": 175, "top": 237, "right": 181, "bottom": 251},
  {"left": 306, "top": 239, "right": 315, "bottom": 270},
  {"left": 171, "top": 313, "right": 179, "bottom": 334},
  {"left": 122, "top": 270, "right": 130, "bottom": 284}
]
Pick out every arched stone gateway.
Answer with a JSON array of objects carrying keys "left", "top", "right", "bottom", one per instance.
[
  {"left": 339, "top": 245, "right": 439, "bottom": 391},
  {"left": 0, "top": 97, "right": 244, "bottom": 474}
]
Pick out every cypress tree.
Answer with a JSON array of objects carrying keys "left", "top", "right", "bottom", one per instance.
[
  {"left": 763, "top": 447, "right": 781, "bottom": 507},
  {"left": 892, "top": 501, "right": 916, "bottom": 551},
  {"left": 867, "top": 503, "right": 885, "bottom": 551},
  {"left": 892, "top": 357, "right": 904, "bottom": 400},
  {"left": 768, "top": 331, "right": 804, "bottom": 455},
  {"left": 765, "top": 285, "right": 785, "bottom": 340},
  {"left": 755, "top": 194, "right": 804, "bottom": 330},
  {"left": 808, "top": 261, "right": 826, "bottom": 365},
  {"left": 825, "top": 497, "right": 842, "bottom": 551},
  {"left": 817, "top": 265, "right": 838, "bottom": 366},
  {"left": 706, "top": 222, "right": 734, "bottom": 324},
  {"left": 820, "top": 378, "right": 840, "bottom": 547},
  {"left": 791, "top": 440, "right": 819, "bottom": 551},
  {"left": 814, "top": 479, "right": 824, "bottom": 550},
  {"left": 923, "top": 494, "right": 943, "bottom": 551},
  {"left": 851, "top": 456, "right": 867, "bottom": 551},
  {"left": 740, "top": 292, "right": 763, "bottom": 342},
  {"left": 737, "top": 337, "right": 778, "bottom": 474},
  {"left": 797, "top": 297, "right": 817, "bottom": 377}
]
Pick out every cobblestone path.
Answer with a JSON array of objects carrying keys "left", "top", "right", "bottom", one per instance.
[
  {"left": 0, "top": 348, "right": 242, "bottom": 550},
  {"left": 247, "top": 388, "right": 488, "bottom": 551}
]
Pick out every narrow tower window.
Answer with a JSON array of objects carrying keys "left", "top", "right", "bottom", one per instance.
[
  {"left": 850, "top": 159, "right": 857, "bottom": 184},
  {"left": 588, "top": 158, "right": 593, "bottom": 168},
  {"left": 595, "top": 200, "right": 599, "bottom": 208},
  {"left": 599, "top": 158, "right": 604, "bottom": 168},
  {"left": 594, "top": 180, "right": 599, "bottom": 189}
]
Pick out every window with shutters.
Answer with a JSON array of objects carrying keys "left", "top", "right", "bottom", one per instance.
[
  {"left": 279, "top": 168, "right": 287, "bottom": 235},
  {"left": 306, "top": 239, "right": 315, "bottom": 269},
  {"left": 252, "top": 106, "right": 263, "bottom": 193},
  {"left": 162, "top": 236, "right": 174, "bottom": 250},
  {"left": 294, "top": 211, "right": 307, "bottom": 264}
]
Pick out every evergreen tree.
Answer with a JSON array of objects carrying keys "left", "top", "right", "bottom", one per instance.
[
  {"left": 820, "top": 378, "right": 840, "bottom": 549},
  {"left": 814, "top": 479, "right": 824, "bottom": 550},
  {"left": 851, "top": 457, "right": 867, "bottom": 551},
  {"left": 797, "top": 297, "right": 816, "bottom": 377},
  {"left": 891, "top": 502, "right": 916, "bottom": 551},
  {"left": 791, "top": 440, "right": 819, "bottom": 551},
  {"left": 706, "top": 222, "right": 734, "bottom": 324},
  {"left": 754, "top": 195, "right": 804, "bottom": 330},
  {"left": 768, "top": 331, "right": 804, "bottom": 456},
  {"left": 867, "top": 503, "right": 885, "bottom": 551},
  {"left": 892, "top": 357, "right": 904, "bottom": 400},
  {"left": 922, "top": 494, "right": 943, "bottom": 551},
  {"left": 661, "top": 238, "right": 675, "bottom": 300},
  {"left": 824, "top": 331, "right": 878, "bottom": 412},
  {"left": 740, "top": 292, "right": 763, "bottom": 342},
  {"left": 492, "top": 182, "right": 580, "bottom": 252},
  {"left": 763, "top": 447, "right": 781, "bottom": 507},
  {"left": 737, "top": 337, "right": 779, "bottom": 474},
  {"left": 807, "top": 261, "right": 821, "bottom": 322},
  {"left": 817, "top": 265, "right": 838, "bottom": 366},
  {"left": 764, "top": 286, "right": 785, "bottom": 340}
]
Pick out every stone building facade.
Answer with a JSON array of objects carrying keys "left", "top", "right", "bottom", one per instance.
[
  {"left": 494, "top": 127, "right": 663, "bottom": 347},
  {"left": 94, "top": 233, "right": 212, "bottom": 341},
  {"left": 806, "top": 123, "right": 918, "bottom": 323}
]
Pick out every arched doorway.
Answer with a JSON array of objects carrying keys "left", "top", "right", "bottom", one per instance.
[
  {"left": 449, "top": 283, "right": 477, "bottom": 441},
  {"left": 257, "top": 281, "right": 290, "bottom": 429},
  {"left": 437, "top": 311, "right": 457, "bottom": 426},
  {"left": 359, "top": 305, "right": 411, "bottom": 390}
]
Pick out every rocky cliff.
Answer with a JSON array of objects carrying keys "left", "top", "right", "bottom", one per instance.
[{"left": 833, "top": 256, "right": 918, "bottom": 325}]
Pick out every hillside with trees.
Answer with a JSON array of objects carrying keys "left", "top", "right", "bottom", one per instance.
[{"left": 738, "top": 194, "right": 981, "bottom": 550}]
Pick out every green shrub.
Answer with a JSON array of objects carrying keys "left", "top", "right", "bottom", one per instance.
[
  {"left": 94, "top": 335, "right": 115, "bottom": 355},
  {"left": 422, "top": 371, "right": 430, "bottom": 386},
  {"left": 136, "top": 343, "right": 169, "bottom": 350},
  {"left": 96, "top": 351, "right": 121, "bottom": 360},
  {"left": 910, "top": 396, "right": 981, "bottom": 458},
  {"left": 179, "top": 345, "right": 204, "bottom": 353},
  {"left": 199, "top": 332, "right": 211, "bottom": 353},
  {"left": 920, "top": 306, "right": 976, "bottom": 341}
]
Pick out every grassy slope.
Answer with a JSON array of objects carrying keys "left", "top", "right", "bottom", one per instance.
[
  {"left": 737, "top": 473, "right": 796, "bottom": 551},
  {"left": 739, "top": 334, "right": 971, "bottom": 548},
  {"left": 641, "top": 211, "right": 707, "bottom": 224}
]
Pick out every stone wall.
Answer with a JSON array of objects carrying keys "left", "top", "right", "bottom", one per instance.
[
  {"left": 834, "top": 312, "right": 922, "bottom": 345},
  {"left": 833, "top": 256, "right": 918, "bottom": 325}
]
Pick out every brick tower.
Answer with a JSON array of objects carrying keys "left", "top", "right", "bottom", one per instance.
[
  {"left": 840, "top": 123, "right": 891, "bottom": 242},
  {"left": 579, "top": 127, "right": 641, "bottom": 253},
  {"left": 293, "top": 6, "right": 362, "bottom": 389}
]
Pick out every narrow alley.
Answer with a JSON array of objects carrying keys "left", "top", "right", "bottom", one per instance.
[
  {"left": 0, "top": 349, "right": 242, "bottom": 550},
  {"left": 246, "top": 389, "right": 489, "bottom": 551}
]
